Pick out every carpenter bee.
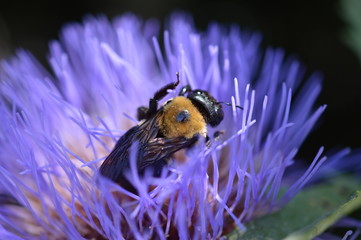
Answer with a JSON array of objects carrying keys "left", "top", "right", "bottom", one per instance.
[{"left": 99, "top": 73, "right": 225, "bottom": 190}]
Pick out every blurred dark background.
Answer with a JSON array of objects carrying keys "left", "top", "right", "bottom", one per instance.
[{"left": 0, "top": 0, "right": 360, "bottom": 160}]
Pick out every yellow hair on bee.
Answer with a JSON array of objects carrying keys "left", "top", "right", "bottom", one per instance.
[{"left": 159, "top": 96, "right": 207, "bottom": 139}]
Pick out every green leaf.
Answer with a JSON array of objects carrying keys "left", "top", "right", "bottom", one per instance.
[
  {"left": 227, "top": 175, "right": 361, "bottom": 240},
  {"left": 284, "top": 191, "right": 361, "bottom": 240}
]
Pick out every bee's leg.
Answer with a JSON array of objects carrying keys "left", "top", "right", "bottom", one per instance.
[
  {"left": 137, "top": 77, "right": 179, "bottom": 121},
  {"left": 205, "top": 135, "right": 211, "bottom": 147},
  {"left": 179, "top": 85, "right": 191, "bottom": 96},
  {"left": 137, "top": 73, "right": 181, "bottom": 121},
  {"left": 147, "top": 73, "right": 180, "bottom": 117},
  {"left": 206, "top": 130, "right": 225, "bottom": 146},
  {"left": 213, "top": 130, "right": 225, "bottom": 141},
  {"left": 137, "top": 106, "right": 149, "bottom": 121}
]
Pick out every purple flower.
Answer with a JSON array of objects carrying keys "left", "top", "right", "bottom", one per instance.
[{"left": 0, "top": 13, "right": 336, "bottom": 239}]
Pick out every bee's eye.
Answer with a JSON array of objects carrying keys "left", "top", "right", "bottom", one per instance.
[{"left": 176, "top": 110, "right": 190, "bottom": 123}]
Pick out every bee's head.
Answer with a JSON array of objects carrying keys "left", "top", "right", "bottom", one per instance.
[
  {"left": 186, "top": 90, "right": 224, "bottom": 127},
  {"left": 160, "top": 96, "right": 207, "bottom": 139}
]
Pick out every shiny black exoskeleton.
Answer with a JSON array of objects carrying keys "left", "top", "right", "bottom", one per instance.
[{"left": 180, "top": 86, "right": 224, "bottom": 127}]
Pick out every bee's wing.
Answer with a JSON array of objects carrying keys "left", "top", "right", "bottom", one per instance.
[
  {"left": 138, "top": 135, "right": 199, "bottom": 170},
  {"left": 99, "top": 126, "right": 136, "bottom": 181},
  {"left": 100, "top": 115, "right": 160, "bottom": 182}
]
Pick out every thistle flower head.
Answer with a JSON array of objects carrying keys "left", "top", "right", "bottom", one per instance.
[{"left": 0, "top": 13, "right": 333, "bottom": 239}]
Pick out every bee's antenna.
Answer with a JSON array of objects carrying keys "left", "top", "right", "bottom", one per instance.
[{"left": 218, "top": 101, "right": 243, "bottom": 110}]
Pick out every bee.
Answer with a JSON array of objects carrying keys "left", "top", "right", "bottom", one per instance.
[{"left": 99, "top": 73, "right": 225, "bottom": 190}]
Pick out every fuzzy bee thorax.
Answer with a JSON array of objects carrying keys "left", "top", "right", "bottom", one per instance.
[{"left": 159, "top": 96, "right": 207, "bottom": 139}]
